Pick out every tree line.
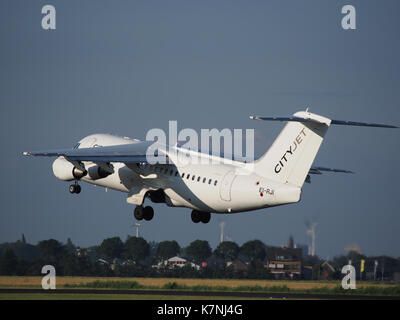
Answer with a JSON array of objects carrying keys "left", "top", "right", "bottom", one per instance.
[
  {"left": 0, "top": 237, "right": 399, "bottom": 280},
  {"left": 0, "top": 237, "right": 272, "bottom": 278}
]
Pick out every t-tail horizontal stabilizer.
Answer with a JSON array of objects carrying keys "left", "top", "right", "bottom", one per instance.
[
  {"left": 250, "top": 114, "right": 398, "bottom": 128},
  {"left": 306, "top": 166, "right": 354, "bottom": 184},
  {"left": 250, "top": 110, "right": 398, "bottom": 188}
]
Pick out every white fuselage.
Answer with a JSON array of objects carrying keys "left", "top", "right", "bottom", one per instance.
[{"left": 52, "top": 133, "right": 301, "bottom": 214}]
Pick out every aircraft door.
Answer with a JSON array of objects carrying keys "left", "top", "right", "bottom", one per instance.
[{"left": 219, "top": 170, "right": 236, "bottom": 201}]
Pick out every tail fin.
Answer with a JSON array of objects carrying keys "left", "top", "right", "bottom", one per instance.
[
  {"left": 252, "top": 111, "right": 331, "bottom": 188},
  {"left": 251, "top": 110, "right": 398, "bottom": 187}
]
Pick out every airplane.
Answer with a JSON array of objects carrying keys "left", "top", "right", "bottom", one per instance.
[{"left": 23, "top": 110, "right": 398, "bottom": 224}]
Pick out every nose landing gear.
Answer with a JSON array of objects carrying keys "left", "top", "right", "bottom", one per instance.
[
  {"left": 69, "top": 182, "right": 81, "bottom": 194},
  {"left": 69, "top": 165, "right": 86, "bottom": 194}
]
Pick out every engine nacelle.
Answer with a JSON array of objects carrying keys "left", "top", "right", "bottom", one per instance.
[
  {"left": 87, "top": 165, "right": 112, "bottom": 180},
  {"left": 52, "top": 157, "right": 87, "bottom": 181}
]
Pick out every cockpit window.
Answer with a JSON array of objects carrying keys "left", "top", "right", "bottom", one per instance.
[{"left": 73, "top": 143, "right": 80, "bottom": 149}]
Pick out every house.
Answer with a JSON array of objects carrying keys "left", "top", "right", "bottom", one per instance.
[
  {"left": 76, "top": 247, "right": 92, "bottom": 257},
  {"left": 97, "top": 258, "right": 109, "bottom": 266},
  {"left": 121, "top": 259, "right": 136, "bottom": 266},
  {"left": 154, "top": 256, "right": 201, "bottom": 270},
  {"left": 264, "top": 246, "right": 302, "bottom": 279},
  {"left": 226, "top": 259, "right": 248, "bottom": 273},
  {"left": 321, "top": 261, "right": 336, "bottom": 280}
]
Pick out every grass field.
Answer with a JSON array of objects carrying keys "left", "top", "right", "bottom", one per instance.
[
  {"left": 1, "top": 276, "right": 399, "bottom": 295},
  {"left": 0, "top": 276, "right": 394, "bottom": 290}
]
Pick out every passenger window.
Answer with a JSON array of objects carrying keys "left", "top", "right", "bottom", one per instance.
[
  {"left": 203, "top": 178, "right": 206, "bottom": 183},
  {"left": 214, "top": 180, "right": 218, "bottom": 186},
  {"left": 192, "top": 175, "right": 195, "bottom": 181},
  {"left": 208, "top": 179, "right": 212, "bottom": 184},
  {"left": 187, "top": 174, "right": 190, "bottom": 179},
  {"left": 182, "top": 173, "right": 185, "bottom": 178},
  {"left": 197, "top": 176, "right": 201, "bottom": 182}
]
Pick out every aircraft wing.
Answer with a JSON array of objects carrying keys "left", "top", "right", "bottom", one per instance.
[{"left": 23, "top": 141, "right": 163, "bottom": 164}]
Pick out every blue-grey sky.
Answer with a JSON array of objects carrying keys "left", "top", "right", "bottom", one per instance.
[{"left": 1, "top": 0, "right": 399, "bottom": 259}]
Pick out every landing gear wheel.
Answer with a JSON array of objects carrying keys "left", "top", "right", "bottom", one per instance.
[
  {"left": 69, "top": 181, "right": 81, "bottom": 194},
  {"left": 191, "top": 210, "right": 201, "bottom": 223},
  {"left": 75, "top": 185, "right": 81, "bottom": 194},
  {"left": 69, "top": 184, "right": 76, "bottom": 194},
  {"left": 201, "top": 212, "right": 211, "bottom": 224},
  {"left": 191, "top": 210, "right": 211, "bottom": 224},
  {"left": 134, "top": 206, "right": 144, "bottom": 220},
  {"left": 143, "top": 206, "right": 154, "bottom": 221}
]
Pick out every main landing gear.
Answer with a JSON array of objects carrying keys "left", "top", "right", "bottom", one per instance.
[
  {"left": 191, "top": 210, "right": 211, "bottom": 224},
  {"left": 69, "top": 182, "right": 81, "bottom": 194},
  {"left": 134, "top": 205, "right": 154, "bottom": 221}
]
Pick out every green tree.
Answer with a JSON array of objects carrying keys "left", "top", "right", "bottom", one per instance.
[
  {"left": 0, "top": 242, "right": 39, "bottom": 261},
  {"left": 214, "top": 241, "right": 239, "bottom": 262},
  {"left": 346, "top": 251, "right": 366, "bottom": 264},
  {"left": 240, "top": 240, "right": 266, "bottom": 262},
  {"left": 0, "top": 249, "right": 19, "bottom": 275},
  {"left": 37, "top": 239, "right": 66, "bottom": 262},
  {"left": 156, "top": 241, "right": 180, "bottom": 261},
  {"left": 65, "top": 238, "right": 76, "bottom": 254},
  {"left": 312, "top": 262, "right": 323, "bottom": 280},
  {"left": 61, "top": 254, "right": 93, "bottom": 276},
  {"left": 303, "top": 254, "right": 321, "bottom": 267},
  {"left": 124, "top": 237, "right": 150, "bottom": 262},
  {"left": 247, "top": 259, "right": 272, "bottom": 279},
  {"left": 186, "top": 240, "right": 212, "bottom": 264},
  {"left": 99, "top": 237, "right": 124, "bottom": 260}
]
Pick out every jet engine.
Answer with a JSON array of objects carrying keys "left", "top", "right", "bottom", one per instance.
[
  {"left": 52, "top": 157, "right": 87, "bottom": 181},
  {"left": 87, "top": 165, "right": 112, "bottom": 180}
]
